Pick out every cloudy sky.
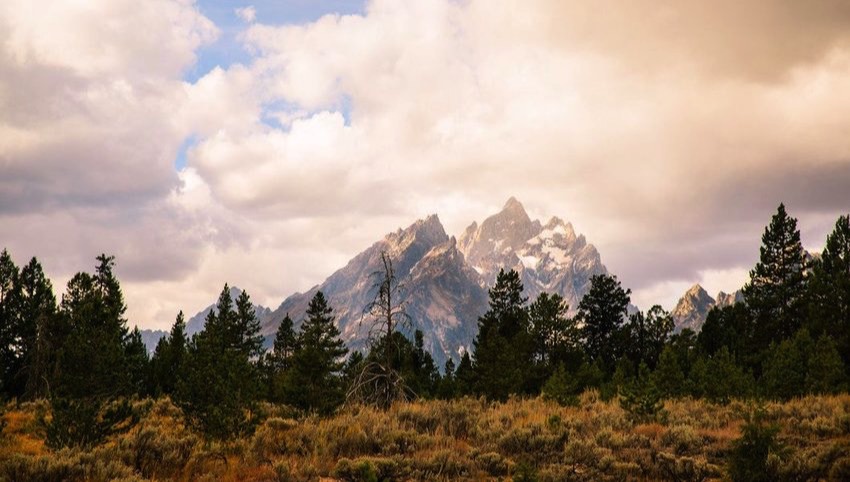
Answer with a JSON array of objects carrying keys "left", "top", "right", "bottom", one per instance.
[{"left": 2, "top": 0, "right": 850, "bottom": 329}]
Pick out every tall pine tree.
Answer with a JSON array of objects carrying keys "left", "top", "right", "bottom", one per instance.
[
  {"left": 0, "top": 250, "right": 21, "bottom": 398},
  {"left": 577, "top": 274, "right": 631, "bottom": 374},
  {"left": 150, "top": 311, "right": 187, "bottom": 396},
  {"left": 806, "top": 214, "right": 850, "bottom": 368},
  {"left": 18, "top": 257, "right": 57, "bottom": 400},
  {"left": 472, "top": 269, "right": 533, "bottom": 400},
  {"left": 285, "top": 291, "right": 348, "bottom": 414},
  {"left": 179, "top": 285, "right": 264, "bottom": 437},
  {"left": 744, "top": 204, "right": 807, "bottom": 352}
]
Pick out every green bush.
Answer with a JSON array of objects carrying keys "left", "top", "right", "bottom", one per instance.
[
  {"left": 46, "top": 397, "right": 136, "bottom": 449},
  {"left": 728, "top": 407, "right": 783, "bottom": 482}
]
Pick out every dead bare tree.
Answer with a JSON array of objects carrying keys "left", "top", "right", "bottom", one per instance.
[{"left": 346, "top": 251, "right": 416, "bottom": 409}]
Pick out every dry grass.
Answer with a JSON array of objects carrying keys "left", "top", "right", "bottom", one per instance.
[{"left": 1, "top": 393, "right": 849, "bottom": 481}]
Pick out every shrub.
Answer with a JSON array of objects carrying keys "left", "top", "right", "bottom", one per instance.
[
  {"left": 46, "top": 397, "right": 136, "bottom": 449},
  {"left": 727, "top": 407, "right": 783, "bottom": 482}
]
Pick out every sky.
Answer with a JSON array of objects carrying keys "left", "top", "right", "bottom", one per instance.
[{"left": 1, "top": 0, "right": 850, "bottom": 330}]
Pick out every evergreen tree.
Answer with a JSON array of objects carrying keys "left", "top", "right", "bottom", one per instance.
[
  {"left": 285, "top": 291, "right": 348, "bottom": 414},
  {"left": 438, "top": 358, "right": 457, "bottom": 399},
  {"left": 410, "top": 330, "right": 439, "bottom": 397},
  {"left": 472, "top": 269, "right": 533, "bottom": 400},
  {"left": 150, "top": 311, "right": 187, "bottom": 397},
  {"left": 179, "top": 285, "right": 263, "bottom": 437},
  {"left": 652, "top": 345, "right": 685, "bottom": 399},
  {"left": 806, "top": 334, "right": 846, "bottom": 394},
  {"left": 744, "top": 204, "right": 807, "bottom": 352},
  {"left": 542, "top": 363, "right": 577, "bottom": 406},
  {"left": 47, "top": 255, "right": 137, "bottom": 447},
  {"left": 18, "top": 257, "right": 57, "bottom": 400},
  {"left": 761, "top": 329, "right": 812, "bottom": 400},
  {"left": 624, "top": 305, "right": 673, "bottom": 370},
  {"left": 688, "top": 347, "right": 753, "bottom": 403},
  {"left": 54, "top": 255, "right": 131, "bottom": 399},
  {"left": 528, "top": 292, "right": 579, "bottom": 389},
  {"left": 806, "top": 215, "right": 850, "bottom": 367},
  {"left": 265, "top": 313, "right": 298, "bottom": 402},
  {"left": 0, "top": 249, "right": 21, "bottom": 398},
  {"left": 235, "top": 290, "right": 264, "bottom": 358},
  {"left": 577, "top": 274, "right": 631, "bottom": 374},
  {"left": 619, "top": 363, "right": 663, "bottom": 422},
  {"left": 668, "top": 328, "right": 698, "bottom": 377},
  {"left": 269, "top": 313, "right": 298, "bottom": 371},
  {"left": 697, "top": 304, "right": 752, "bottom": 365},
  {"left": 124, "top": 327, "right": 149, "bottom": 395},
  {"left": 454, "top": 352, "right": 475, "bottom": 396}
]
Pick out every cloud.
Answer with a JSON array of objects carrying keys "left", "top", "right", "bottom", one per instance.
[
  {"left": 235, "top": 6, "right": 257, "bottom": 23},
  {"left": 3, "top": 0, "right": 850, "bottom": 328}
]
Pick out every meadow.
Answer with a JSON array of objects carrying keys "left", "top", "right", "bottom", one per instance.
[{"left": 2, "top": 392, "right": 849, "bottom": 481}]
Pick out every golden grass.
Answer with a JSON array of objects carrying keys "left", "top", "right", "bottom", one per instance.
[{"left": 0, "top": 394, "right": 848, "bottom": 481}]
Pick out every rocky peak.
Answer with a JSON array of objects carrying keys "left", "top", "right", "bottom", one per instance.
[
  {"left": 715, "top": 290, "right": 744, "bottom": 308},
  {"left": 672, "top": 284, "right": 715, "bottom": 333},
  {"left": 458, "top": 197, "right": 542, "bottom": 270}
]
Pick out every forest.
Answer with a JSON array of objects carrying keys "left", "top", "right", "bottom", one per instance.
[{"left": 0, "top": 203, "right": 849, "bottom": 481}]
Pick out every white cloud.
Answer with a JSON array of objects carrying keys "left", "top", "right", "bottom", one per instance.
[
  {"left": 3, "top": 0, "right": 850, "bottom": 329},
  {"left": 235, "top": 6, "right": 256, "bottom": 23}
]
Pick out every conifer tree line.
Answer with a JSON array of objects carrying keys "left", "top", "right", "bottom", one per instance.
[{"left": 0, "top": 203, "right": 848, "bottom": 443}]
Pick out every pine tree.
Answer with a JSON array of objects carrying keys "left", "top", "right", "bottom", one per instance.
[
  {"left": 454, "top": 352, "right": 475, "bottom": 396},
  {"left": 805, "top": 334, "right": 846, "bottom": 394},
  {"left": 47, "top": 255, "right": 136, "bottom": 447},
  {"left": 577, "top": 274, "right": 631, "bottom": 374},
  {"left": 285, "top": 291, "right": 348, "bottom": 414},
  {"left": 439, "top": 358, "right": 457, "bottom": 399},
  {"left": 542, "top": 363, "right": 577, "bottom": 406},
  {"left": 652, "top": 345, "right": 685, "bottom": 399},
  {"left": 270, "top": 313, "right": 298, "bottom": 371},
  {"left": 18, "top": 257, "right": 57, "bottom": 400},
  {"left": 528, "top": 292, "right": 579, "bottom": 389},
  {"left": 744, "top": 204, "right": 807, "bottom": 352},
  {"left": 619, "top": 363, "right": 664, "bottom": 422},
  {"left": 625, "top": 305, "right": 673, "bottom": 370},
  {"left": 0, "top": 249, "right": 21, "bottom": 398},
  {"left": 761, "top": 329, "right": 813, "bottom": 400},
  {"left": 54, "top": 255, "right": 131, "bottom": 399},
  {"left": 124, "top": 327, "right": 149, "bottom": 395},
  {"left": 265, "top": 313, "right": 298, "bottom": 402},
  {"left": 179, "top": 285, "right": 263, "bottom": 437},
  {"left": 806, "top": 215, "right": 850, "bottom": 367},
  {"left": 150, "top": 311, "right": 187, "bottom": 397},
  {"left": 689, "top": 347, "right": 753, "bottom": 403},
  {"left": 235, "top": 290, "right": 264, "bottom": 358},
  {"left": 472, "top": 269, "right": 532, "bottom": 400}
]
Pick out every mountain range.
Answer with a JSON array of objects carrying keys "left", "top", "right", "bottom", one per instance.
[
  {"left": 140, "top": 198, "right": 751, "bottom": 361},
  {"left": 260, "top": 197, "right": 608, "bottom": 368}
]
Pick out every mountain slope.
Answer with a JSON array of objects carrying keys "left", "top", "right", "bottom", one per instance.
[
  {"left": 671, "top": 285, "right": 744, "bottom": 333},
  {"left": 262, "top": 198, "right": 611, "bottom": 367},
  {"left": 459, "top": 197, "right": 607, "bottom": 313},
  {"left": 265, "top": 215, "right": 456, "bottom": 363}
]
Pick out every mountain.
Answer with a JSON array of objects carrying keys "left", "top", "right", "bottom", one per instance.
[
  {"left": 671, "top": 284, "right": 715, "bottom": 333},
  {"left": 715, "top": 290, "right": 744, "bottom": 308},
  {"left": 671, "top": 285, "right": 744, "bottom": 333},
  {"left": 458, "top": 197, "right": 607, "bottom": 314},
  {"left": 139, "top": 329, "right": 168, "bottom": 354},
  {"left": 262, "top": 198, "right": 609, "bottom": 368}
]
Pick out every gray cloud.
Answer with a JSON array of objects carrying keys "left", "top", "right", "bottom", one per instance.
[{"left": 2, "top": 0, "right": 850, "bottom": 326}]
